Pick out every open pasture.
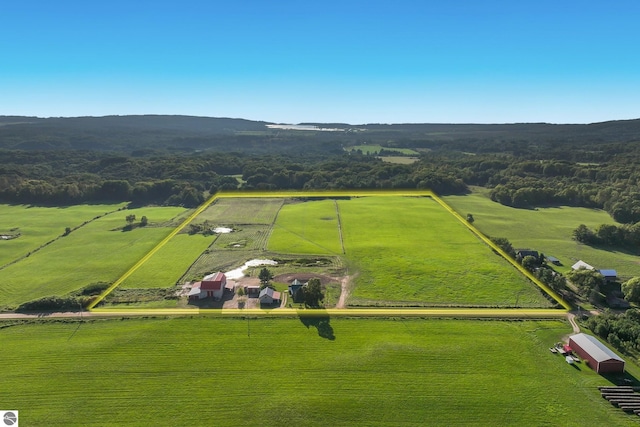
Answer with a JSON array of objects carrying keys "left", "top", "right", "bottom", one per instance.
[
  {"left": 0, "top": 317, "right": 634, "bottom": 426},
  {"left": 268, "top": 199, "right": 343, "bottom": 255},
  {"left": 0, "top": 203, "right": 127, "bottom": 267},
  {"left": 118, "top": 233, "right": 216, "bottom": 289},
  {"left": 271, "top": 196, "right": 550, "bottom": 307},
  {"left": 0, "top": 206, "right": 186, "bottom": 308},
  {"left": 444, "top": 190, "right": 640, "bottom": 278}
]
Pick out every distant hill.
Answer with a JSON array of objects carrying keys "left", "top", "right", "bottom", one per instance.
[{"left": 0, "top": 115, "right": 638, "bottom": 152}]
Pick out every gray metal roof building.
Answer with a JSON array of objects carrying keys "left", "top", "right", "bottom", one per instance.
[{"left": 569, "top": 333, "right": 625, "bottom": 374}]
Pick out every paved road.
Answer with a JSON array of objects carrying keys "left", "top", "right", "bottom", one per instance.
[{"left": 0, "top": 307, "right": 569, "bottom": 319}]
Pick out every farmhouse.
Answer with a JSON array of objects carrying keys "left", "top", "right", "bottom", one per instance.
[
  {"left": 188, "top": 272, "right": 227, "bottom": 300},
  {"left": 259, "top": 287, "right": 281, "bottom": 305},
  {"left": 288, "top": 279, "right": 305, "bottom": 303},
  {"left": 571, "top": 260, "right": 594, "bottom": 271},
  {"left": 516, "top": 249, "right": 539, "bottom": 260},
  {"left": 568, "top": 333, "right": 625, "bottom": 374}
]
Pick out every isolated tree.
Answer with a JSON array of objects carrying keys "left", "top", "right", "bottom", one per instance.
[
  {"left": 622, "top": 277, "right": 640, "bottom": 303},
  {"left": 63, "top": 227, "right": 72, "bottom": 236},
  {"left": 258, "top": 268, "right": 274, "bottom": 288},
  {"left": 302, "top": 278, "right": 324, "bottom": 307},
  {"left": 125, "top": 214, "right": 136, "bottom": 225},
  {"left": 140, "top": 215, "right": 148, "bottom": 227},
  {"left": 466, "top": 213, "right": 474, "bottom": 224}
]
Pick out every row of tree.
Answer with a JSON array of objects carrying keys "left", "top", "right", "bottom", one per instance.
[{"left": 573, "top": 223, "right": 640, "bottom": 249}]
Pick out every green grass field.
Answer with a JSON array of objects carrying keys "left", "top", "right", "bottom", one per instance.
[
  {"left": 0, "top": 206, "right": 186, "bottom": 308},
  {"left": 269, "top": 196, "right": 550, "bottom": 307},
  {"left": 0, "top": 317, "right": 635, "bottom": 426},
  {"left": 0, "top": 203, "right": 127, "bottom": 266},
  {"left": 443, "top": 189, "right": 640, "bottom": 279},
  {"left": 118, "top": 233, "right": 216, "bottom": 289},
  {"left": 268, "top": 199, "right": 343, "bottom": 255}
]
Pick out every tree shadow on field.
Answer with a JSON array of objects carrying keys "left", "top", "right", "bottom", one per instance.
[{"left": 298, "top": 310, "right": 335, "bottom": 341}]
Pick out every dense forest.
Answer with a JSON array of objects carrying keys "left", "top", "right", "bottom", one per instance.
[{"left": 2, "top": 115, "right": 640, "bottom": 222}]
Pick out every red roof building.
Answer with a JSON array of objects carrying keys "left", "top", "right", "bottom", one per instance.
[{"left": 188, "top": 272, "right": 227, "bottom": 300}]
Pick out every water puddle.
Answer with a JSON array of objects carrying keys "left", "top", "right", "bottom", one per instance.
[{"left": 225, "top": 259, "right": 277, "bottom": 280}]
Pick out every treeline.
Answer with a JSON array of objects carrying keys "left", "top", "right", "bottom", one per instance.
[
  {"left": 3, "top": 115, "right": 640, "bottom": 219},
  {"left": 573, "top": 223, "right": 640, "bottom": 249},
  {"left": 585, "top": 309, "right": 640, "bottom": 357},
  {"left": 0, "top": 150, "right": 468, "bottom": 207}
]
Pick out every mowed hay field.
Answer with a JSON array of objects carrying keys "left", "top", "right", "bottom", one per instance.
[
  {"left": 270, "top": 196, "right": 550, "bottom": 307},
  {"left": 444, "top": 190, "right": 640, "bottom": 279},
  {"left": 268, "top": 199, "right": 343, "bottom": 254},
  {"left": 118, "top": 233, "right": 216, "bottom": 289},
  {"left": 0, "top": 318, "right": 634, "bottom": 426},
  {"left": 0, "top": 206, "right": 187, "bottom": 308}
]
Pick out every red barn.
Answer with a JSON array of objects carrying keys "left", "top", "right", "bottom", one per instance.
[
  {"left": 188, "top": 272, "right": 226, "bottom": 300},
  {"left": 568, "top": 333, "right": 625, "bottom": 374}
]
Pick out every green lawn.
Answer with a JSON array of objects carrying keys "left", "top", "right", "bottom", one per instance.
[
  {"left": 335, "top": 197, "right": 548, "bottom": 306},
  {"left": 0, "top": 317, "right": 634, "bottom": 426},
  {"left": 443, "top": 189, "right": 640, "bottom": 279},
  {"left": 0, "top": 206, "right": 186, "bottom": 308}
]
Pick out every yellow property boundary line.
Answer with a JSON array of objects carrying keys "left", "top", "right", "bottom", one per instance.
[{"left": 88, "top": 189, "right": 571, "bottom": 312}]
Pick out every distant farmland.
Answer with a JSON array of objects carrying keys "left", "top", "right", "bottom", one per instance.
[
  {"left": 444, "top": 190, "right": 640, "bottom": 279},
  {"left": 0, "top": 317, "right": 635, "bottom": 426}
]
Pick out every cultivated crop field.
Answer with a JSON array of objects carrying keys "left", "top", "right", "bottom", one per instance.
[
  {"left": 269, "top": 196, "right": 550, "bottom": 307},
  {"left": 0, "top": 205, "right": 187, "bottom": 308},
  {"left": 444, "top": 189, "right": 640, "bottom": 278},
  {"left": 0, "top": 317, "right": 634, "bottom": 426}
]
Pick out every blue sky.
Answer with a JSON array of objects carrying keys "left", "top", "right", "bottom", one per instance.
[{"left": 1, "top": 0, "right": 639, "bottom": 124}]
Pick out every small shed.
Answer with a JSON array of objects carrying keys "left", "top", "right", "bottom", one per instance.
[
  {"left": 568, "top": 333, "right": 625, "bottom": 374},
  {"left": 598, "top": 269, "right": 618, "bottom": 282},
  {"left": 259, "top": 287, "right": 281, "bottom": 305},
  {"left": 572, "top": 260, "right": 594, "bottom": 271},
  {"left": 244, "top": 285, "right": 260, "bottom": 297},
  {"left": 546, "top": 255, "right": 561, "bottom": 266}
]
